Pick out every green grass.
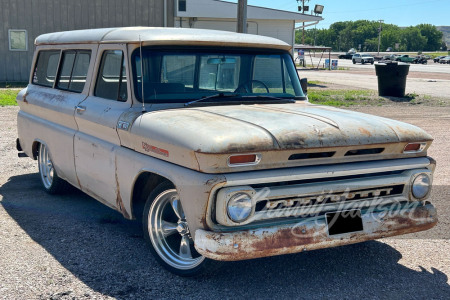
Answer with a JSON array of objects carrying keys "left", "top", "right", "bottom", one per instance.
[
  {"left": 308, "top": 80, "right": 325, "bottom": 85},
  {"left": 308, "top": 89, "right": 374, "bottom": 107},
  {"left": 0, "top": 89, "right": 19, "bottom": 106}
]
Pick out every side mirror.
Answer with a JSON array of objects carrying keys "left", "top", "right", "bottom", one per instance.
[{"left": 300, "top": 78, "right": 308, "bottom": 95}]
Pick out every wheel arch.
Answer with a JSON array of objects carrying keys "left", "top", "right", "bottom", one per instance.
[
  {"left": 32, "top": 139, "right": 46, "bottom": 159},
  {"left": 130, "top": 171, "right": 174, "bottom": 221}
]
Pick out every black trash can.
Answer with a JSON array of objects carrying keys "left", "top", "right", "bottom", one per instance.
[{"left": 374, "top": 62, "right": 410, "bottom": 97}]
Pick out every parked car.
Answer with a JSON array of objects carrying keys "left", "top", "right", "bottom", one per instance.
[
  {"left": 352, "top": 53, "right": 374, "bottom": 64},
  {"left": 415, "top": 55, "right": 429, "bottom": 64},
  {"left": 338, "top": 48, "right": 357, "bottom": 59},
  {"left": 16, "top": 27, "right": 438, "bottom": 276},
  {"left": 395, "top": 54, "right": 418, "bottom": 63},
  {"left": 439, "top": 56, "right": 450, "bottom": 64},
  {"left": 433, "top": 56, "right": 446, "bottom": 63}
]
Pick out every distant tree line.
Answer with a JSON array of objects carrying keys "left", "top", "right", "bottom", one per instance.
[{"left": 296, "top": 20, "right": 446, "bottom": 52}]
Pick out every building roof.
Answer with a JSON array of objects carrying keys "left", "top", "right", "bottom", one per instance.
[
  {"left": 176, "top": 0, "right": 323, "bottom": 23},
  {"left": 35, "top": 27, "right": 292, "bottom": 50}
]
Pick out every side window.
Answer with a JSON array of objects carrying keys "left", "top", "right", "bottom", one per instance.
[
  {"left": 95, "top": 50, "right": 127, "bottom": 101},
  {"left": 56, "top": 50, "right": 91, "bottom": 93},
  {"left": 32, "top": 50, "right": 60, "bottom": 87}
]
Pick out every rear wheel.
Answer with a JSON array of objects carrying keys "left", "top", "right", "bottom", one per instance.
[
  {"left": 143, "top": 181, "right": 218, "bottom": 276},
  {"left": 38, "top": 143, "right": 67, "bottom": 194}
]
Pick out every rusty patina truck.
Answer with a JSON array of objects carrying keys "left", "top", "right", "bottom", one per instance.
[{"left": 16, "top": 27, "right": 437, "bottom": 276}]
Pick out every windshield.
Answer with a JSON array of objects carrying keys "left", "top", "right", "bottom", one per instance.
[{"left": 132, "top": 47, "right": 304, "bottom": 103}]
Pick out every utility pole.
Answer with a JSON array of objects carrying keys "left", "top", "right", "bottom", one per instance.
[
  {"left": 377, "top": 20, "right": 384, "bottom": 55},
  {"left": 302, "top": 0, "right": 305, "bottom": 44},
  {"left": 237, "top": 0, "right": 248, "bottom": 33}
]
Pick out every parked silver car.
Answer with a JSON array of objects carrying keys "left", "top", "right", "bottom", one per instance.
[{"left": 352, "top": 53, "right": 375, "bottom": 64}]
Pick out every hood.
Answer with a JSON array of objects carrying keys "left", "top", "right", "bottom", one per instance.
[{"left": 128, "top": 102, "right": 432, "bottom": 172}]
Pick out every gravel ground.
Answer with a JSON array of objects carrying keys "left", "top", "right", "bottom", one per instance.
[{"left": 0, "top": 105, "right": 449, "bottom": 299}]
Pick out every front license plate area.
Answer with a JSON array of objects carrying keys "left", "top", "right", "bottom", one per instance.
[{"left": 326, "top": 210, "right": 363, "bottom": 236}]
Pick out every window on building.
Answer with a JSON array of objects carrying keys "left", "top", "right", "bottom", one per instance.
[
  {"left": 9, "top": 30, "right": 28, "bottom": 51},
  {"left": 178, "top": 0, "right": 186, "bottom": 12},
  {"left": 95, "top": 50, "right": 128, "bottom": 101},
  {"left": 56, "top": 50, "right": 91, "bottom": 93},
  {"left": 32, "top": 50, "right": 61, "bottom": 87}
]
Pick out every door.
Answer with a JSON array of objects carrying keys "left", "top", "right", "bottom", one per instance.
[{"left": 74, "top": 45, "right": 131, "bottom": 208}]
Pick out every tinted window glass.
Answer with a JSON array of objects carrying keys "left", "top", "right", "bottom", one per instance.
[
  {"left": 56, "top": 52, "right": 76, "bottom": 90},
  {"left": 56, "top": 50, "right": 91, "bottom": 93},
  {"left": 70, "top": 52, "right": 91, "bottom": 93},
  {"left": 95, "top": 50, "right": 127, "bottom": 101},
  {"left": 132, "top": 48, "right": 304, "bottom": 103},
  {"left": 253, "top": 55, "right": 282, "bottom": 93},
  {"left": 178, "top": 0, "right": 186, "bottom": 11},
  {"left": 32, "top": 50, "right": 60, "bottom": 87}
]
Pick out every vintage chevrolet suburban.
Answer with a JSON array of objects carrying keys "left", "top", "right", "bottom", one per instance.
[{"left": 16, "top": 27, "right": 437, "bottom": 276}]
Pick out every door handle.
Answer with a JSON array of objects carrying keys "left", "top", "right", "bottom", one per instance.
[{"left": 76, "top": 105, "right": 86, "bottom": 113}]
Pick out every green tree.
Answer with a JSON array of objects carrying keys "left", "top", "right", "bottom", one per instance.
[
  {"left": 298, "top": 20, "right": 442, "bottom": 52},
  {"left": 417, "top": 24, "right": 443, "bottom": 51},
  {"left": 401, "top": 27, "right": 427, "bottom": 51}
]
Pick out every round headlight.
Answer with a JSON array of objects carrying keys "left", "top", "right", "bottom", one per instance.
[
  {"left": 227, "top": 192, "right": 253, "bottom": 223},
  {"left": 412, "top": 173, "right": 431, "bottom": 199}
]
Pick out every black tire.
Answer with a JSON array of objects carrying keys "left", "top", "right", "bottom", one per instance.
[
  {"left": 38, "top": 143, "right": 68, "bottom": 194},
  {"left": 352, "top": 59, "right": 356, "bottom": 64},
  {"left": 143, "top": 181, "right": 220, "bottom": 276},
  {"left": 371, "top": 61, "right": 374, "bottom": 65},
  {"left": 361, "top": 60, "right": 365, "bottom": 64}
]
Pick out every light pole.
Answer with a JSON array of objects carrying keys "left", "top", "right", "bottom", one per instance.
[
  {"left": 377, "top": 20, "right": 383, "bottom": 55},
  {"left": 237, "top": 0, "right": 248, "bottom": 33}
]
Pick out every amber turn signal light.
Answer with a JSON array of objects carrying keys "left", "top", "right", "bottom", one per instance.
[
  {"left": 403, "top": 142, "right": 427, "bottom": 153},
  {"left": 228, "top": 154, "right": 261, "bottom": 166}
]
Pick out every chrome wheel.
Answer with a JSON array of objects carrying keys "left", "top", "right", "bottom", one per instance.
[
  {"left": 38, "top": 143, "right": 54, "bottom": 189},
  {"left": 147, "top": 189, "right": 205, "bottom": 270}
]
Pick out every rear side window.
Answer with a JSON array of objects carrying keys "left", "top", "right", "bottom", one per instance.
[
  {"left": 56, "top": 50, "right": 91, "bottom": 93},
  {"left": 32, "top": 50, "right": 60, "bottom": 87},
  {"left": 95, "top": 50, "right": 127, "bottom": 101}
]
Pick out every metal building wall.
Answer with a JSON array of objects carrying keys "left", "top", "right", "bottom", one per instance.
[{"left": 0, "top": 0, "right": 174, "bottom": 82}]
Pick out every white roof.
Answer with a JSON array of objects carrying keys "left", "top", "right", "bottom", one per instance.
[
  {"left": 177, "top": 0, "right": 323, "bottom": 23},
  {"left": 35, "top": 27, "right": 292, "bottom": 50}
]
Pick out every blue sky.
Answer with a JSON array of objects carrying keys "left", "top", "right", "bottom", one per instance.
[{"left": 227, "top": 0, "right": 449, "bottom": 28}]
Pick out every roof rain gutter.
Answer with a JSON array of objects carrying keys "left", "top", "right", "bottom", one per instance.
[{"left": 295, "top": 21, "right": 320, "bottom": 30}]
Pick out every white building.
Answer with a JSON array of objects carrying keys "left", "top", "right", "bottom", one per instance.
[
  {"left": 175, "top": 0, "right": 323, "bottom": 48},
  {"left": 1, "top": 0, "right": 323, "bottom": 82}
]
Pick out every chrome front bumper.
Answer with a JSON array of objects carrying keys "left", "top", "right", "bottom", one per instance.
[{"left": 194, "top": 203, "right": 437, "bottom": 261}]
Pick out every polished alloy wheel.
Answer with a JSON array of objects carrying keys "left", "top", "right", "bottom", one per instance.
[
  {"left": 147, "top": 189, "right": 205, "bottom": 270},
  {"left": 39, "top": 143, "right": 54, "bottom": 189}
]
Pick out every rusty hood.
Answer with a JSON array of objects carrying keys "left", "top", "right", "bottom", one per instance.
[{"left": 128, "top": 102, "right": 432, "bottom": 172}]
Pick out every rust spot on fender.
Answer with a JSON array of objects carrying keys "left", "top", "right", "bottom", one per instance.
[
  {"left": 23, "top": 91, "right": 29, "bottom": 103},
  {"left": 359, "top": 127, "right": 372, "bottom": 137},
  {"left": 115, "top": 156, "right": 130, "bottom": 219}
]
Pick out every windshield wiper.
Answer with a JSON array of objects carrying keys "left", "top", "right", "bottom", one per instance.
[
  {"left": 184, "top": 93, "right": 239, "bottom": 106},
  {"left": 241, "top": 95, "right": 291, "bottom": 101}
]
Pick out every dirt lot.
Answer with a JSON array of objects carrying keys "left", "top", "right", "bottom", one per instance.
[{"left": 0, "top": 105, "right": 449, "bottom": 299}]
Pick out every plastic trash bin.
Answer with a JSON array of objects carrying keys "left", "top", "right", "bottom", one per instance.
[{"left": 374, "top": 62, "right": 410, "bottom": 97}]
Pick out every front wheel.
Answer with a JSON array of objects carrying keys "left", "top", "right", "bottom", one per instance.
[
  {"left": 352, "top": 59, "right": 356, "bottom": 64},
  {"left": 38, "top": 143, "right": 67, "bottom": 194},
  {"left": 143, "top": 182, "right": 218, "bottom": 276}
]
